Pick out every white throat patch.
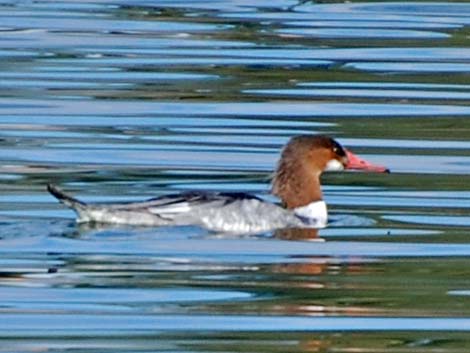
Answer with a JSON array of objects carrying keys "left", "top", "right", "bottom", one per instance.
[
  {"left": 324, "top": 159, "right": 344, "bottom": 172},
  {"left": 294, "top": 201, "right": 328, "bottom": 228}
]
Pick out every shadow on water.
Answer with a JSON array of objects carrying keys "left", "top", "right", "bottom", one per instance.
[{"left": 1, "top": 0, "right": 470, "bottom": 352}]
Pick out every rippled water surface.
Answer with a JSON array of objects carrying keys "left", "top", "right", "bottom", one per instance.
[{"left": 1, "top": 0, "right": 470, "bottom": 352}]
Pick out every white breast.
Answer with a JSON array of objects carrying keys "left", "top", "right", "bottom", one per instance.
[{"left": 293, "top": 201, "right": 328, "bottom": 228}]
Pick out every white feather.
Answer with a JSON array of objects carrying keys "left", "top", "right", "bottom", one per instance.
[
  {"left": 324, "top": 159, "right": 344, "bottom": 172},
  {"left": 149, "top": 202, "right": 192, "bottom": 215},
  {"left": 294, "top": 201, "right": 328, "bottom": 228}
]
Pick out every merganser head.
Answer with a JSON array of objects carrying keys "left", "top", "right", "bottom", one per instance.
[{"left": 272, "top": 135, "right": 389, "bottom": 209}]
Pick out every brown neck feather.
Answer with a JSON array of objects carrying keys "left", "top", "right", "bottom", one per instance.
[{"left": 271, "top": 158, "right": 323, "bottom": 209}]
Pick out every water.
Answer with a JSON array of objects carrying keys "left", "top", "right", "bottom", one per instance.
[{"left": 1, "top": 0, "right": 470, "bottom": 351}]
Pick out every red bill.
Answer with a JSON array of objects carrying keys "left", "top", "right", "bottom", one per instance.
[{"left": 345, "top": 149, "right": 390, "bottom": 173}]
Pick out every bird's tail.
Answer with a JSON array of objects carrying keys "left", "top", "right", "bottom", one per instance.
[{"left": 47, "top": 184, "right": 87, "bottom": 212}]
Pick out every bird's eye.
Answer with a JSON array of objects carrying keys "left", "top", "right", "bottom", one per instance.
[{"left": 331, "top": 141, "right": 346, "bottom": 157}]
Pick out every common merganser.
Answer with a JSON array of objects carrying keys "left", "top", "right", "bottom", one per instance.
[{"left": 47, "top": 135, "right": 388, "bottom": 234}]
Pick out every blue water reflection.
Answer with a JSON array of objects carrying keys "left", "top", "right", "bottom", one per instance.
[{"left": 1, "top": 0, "right": 470, "bottom": 351}]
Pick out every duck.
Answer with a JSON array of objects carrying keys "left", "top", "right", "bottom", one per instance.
[{"left": 47, "top": 135, "right": 388, "bottom": 234}]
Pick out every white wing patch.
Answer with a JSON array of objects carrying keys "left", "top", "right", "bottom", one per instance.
[{"left": 148, "top": 202, "right": 192, "bottom": 216}]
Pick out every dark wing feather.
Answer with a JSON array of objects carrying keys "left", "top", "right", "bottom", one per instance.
[
  {"left": 146, "top": 191, "right": 261, "bottom": 205},
  {"left": 111, "top": 190, "right": 261, "bottom": 212},
  {"left": 144, "top": 191, "right": 262, "bottom": 220}
]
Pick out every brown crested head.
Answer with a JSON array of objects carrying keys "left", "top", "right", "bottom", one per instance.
[{"left": 271, "top": 135, "right": 348, "bottom": 209}]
